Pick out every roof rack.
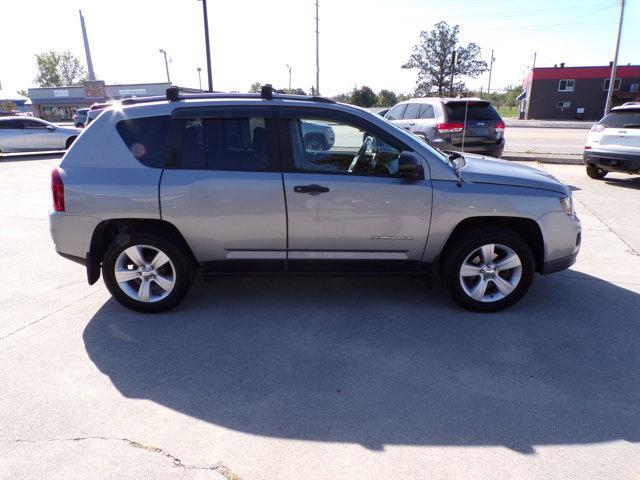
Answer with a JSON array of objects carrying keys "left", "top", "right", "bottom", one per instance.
[{"left": 165, "top": 84, "right": 335, "bottom": 104}]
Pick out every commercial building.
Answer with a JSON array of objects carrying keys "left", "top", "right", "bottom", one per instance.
[
  {"left": 28, "top": 81, "right": 171, "bottom": 121},
  {"left": 521, "top": 64, "right": 640, "bottom": 120}
]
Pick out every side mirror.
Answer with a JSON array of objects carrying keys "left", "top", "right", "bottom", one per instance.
[
  {"left": 46, "top": 125, "right": 55, "bottom": 131},
  {"left": 164, "top": 145, "right": 178, "bottom": 166},
  {"left": 397, "top": 151, "right": 424, "bottom": 180}
]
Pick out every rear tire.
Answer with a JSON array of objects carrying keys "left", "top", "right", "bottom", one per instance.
[
  {"left": 65, "top": 136, "right": 77, "bottom": 150},
  {"left": 586, "top": 164, "right": 607, "bottom": 179},
  {"left": 441, "top": 227, "right": 535, "bottom": 312},
  {"left": 102, "top": 231, "right": 193, "bottom": 313}
]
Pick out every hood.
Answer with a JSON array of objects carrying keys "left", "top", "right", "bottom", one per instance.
[{"left": 460, "top": 153, "right": 570, "bottom": 195}]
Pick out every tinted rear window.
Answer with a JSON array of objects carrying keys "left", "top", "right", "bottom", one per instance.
[
  {"left": 116, "top": 116, "right": 170, "bottom": 168},
  {"left": 445, "top": 102, "right": 501, "bottom": 122},
  {"left": 599, "top": 109, "right": 640, "bottom": 128},
  {"left": 0, "top": 120, "right": 21, "bottom": 129}
]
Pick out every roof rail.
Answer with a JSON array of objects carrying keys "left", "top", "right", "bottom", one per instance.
[{"left": 165, "top": 84, "right": 335, "bottom": 104}]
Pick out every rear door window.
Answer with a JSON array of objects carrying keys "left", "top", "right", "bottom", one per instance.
[
  {"left": 599, "top": 109, "right": 640, "bottom": 128},
  {"left": 205, "top": 117, "right": 268, "bottom": 171},
  {"left": 116, "top": 115, "right": 171, "bottom": 168},
  {"left": 419, "top": 104, "right": 435, "bottom": 119},
  {"left": 445, "top": 102, "right": 501, "bottom": 122},
  {"left": 403, "top": 103, "right": 421, "bottom": 120},
  {"left": 0, "top": 120, "right": 22, "bottom": 129}
]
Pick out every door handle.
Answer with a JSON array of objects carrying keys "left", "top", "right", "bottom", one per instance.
[
  {"left": 409, "top": 122, "right": 416, "bottom": 126},
  {"left": 293, "top": 184, "right": 330, "bottom": 195}
]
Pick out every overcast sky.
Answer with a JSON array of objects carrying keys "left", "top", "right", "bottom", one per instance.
[{"left": 1, "top": 0, "right": 638, "bottom": 96}]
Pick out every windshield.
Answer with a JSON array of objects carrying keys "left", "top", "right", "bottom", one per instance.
[
  {"left": 445, "top": 101, "right": 501, "bottom": 121},
  {"left": 599, "top": 109, "right": 640, "bottom": 128}
]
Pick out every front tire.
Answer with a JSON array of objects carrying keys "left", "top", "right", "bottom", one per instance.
[
  {"left": 441, "top": 227, "right": 535, "bottom": 312},
  {"left": 586, "top": 164, "right": 607, "bottom": 179},
  {"left": 102, "top": 231, "right": 193, "bottom": 313}
]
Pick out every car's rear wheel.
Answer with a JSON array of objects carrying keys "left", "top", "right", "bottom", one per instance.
[
  {"left": 65, "top": 136, "right": 77, "bottom": 150},
  {"left": 442, "top": 228, "right": 535, "bottom": 312},
  {"left": 102, "top": 232, "right": 193, "bottom": 313},
  {"left": 586, "top": 164, "right": 607, "bottom": 179}
]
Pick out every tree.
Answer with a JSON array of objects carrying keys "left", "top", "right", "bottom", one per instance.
[
  {"left": 1, "top": 100, "right": 16, "bottom": 113},
  {"left": 402, "top": 21, "right": 487, "bottom": 97},
  {"left": 17, "top": 89, "right": 28, "bottom": 98},
  {"left": 283, "top": 88, "right": 307, "bottom": 95},
  {"left": 377, "top": 89, "right": 397, "bottom": 107},
  {"left": 249, "top": 82, "right": 262, "bottom": 93},
  {"left": 331, "top": 92, "right": 351, "bottom": 104},
  {"left": 35, "top": 50, "right": 86, "bottom": 87},
  {"left": 350, "top": 86, "right": 377, "bottom": 107}
]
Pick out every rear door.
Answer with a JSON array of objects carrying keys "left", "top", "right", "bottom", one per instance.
[
  {"left": 597, "top": 108, "right": 640, "bottom": 152},
  {"left": 444, "top": 101, "right": 504, "bottom": 147},
  {"left": 160, "top": 106, "right": 287, "bottom": 270},
  {"left": 279, "top": 107, "right": 431, "bottom": 272},
  {"left": 0, "top": 119, "right": 26, "bottom": 152}
]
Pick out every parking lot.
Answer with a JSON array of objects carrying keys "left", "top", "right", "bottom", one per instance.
[{"left": 1, "top": 154, "right": 639, "bottom": 479}]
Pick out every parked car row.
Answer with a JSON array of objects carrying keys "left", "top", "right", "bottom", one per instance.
[{"left": 0, "top": 117, "right": 81, "bottom": 153}]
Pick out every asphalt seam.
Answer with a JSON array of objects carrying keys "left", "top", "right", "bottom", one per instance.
[
  {"left": 2, "top": 436, "right": 242, "bottom": 479},
  {"left": 0, "top": 289, "right": 105, "bottom": 342}
]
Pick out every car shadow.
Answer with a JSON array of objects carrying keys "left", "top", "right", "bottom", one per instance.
[
  {"left": 0, "top": 152, "right": 63, "bottom": 163},
  {"left": 604, "top": 176, "right": 640, "bottom": 190},
  {"left": 83, "top": 272, "right": 640, "bottom": 453}
]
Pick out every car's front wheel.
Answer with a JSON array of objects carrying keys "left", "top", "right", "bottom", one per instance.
[
  {"left": 586, "top": 164, "right": 607, "bottom": 179},
  {"left": 102, "top": 232, "right": 193, "bottom": 313},
  {"left": 442, "top": 228, "right": 535, "bottom": 312}
]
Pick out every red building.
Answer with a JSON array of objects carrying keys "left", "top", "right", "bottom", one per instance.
[{"left": 521, "top": 64, "right": 640, "bottom": 120}]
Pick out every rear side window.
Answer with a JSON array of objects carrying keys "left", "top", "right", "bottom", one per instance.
[
  {"left": 116, "top": 115, "right": 170, "bottom": 168},
  {"left": 0, "top": 120, "right": 21, "bottom": 129},
  {"left": 599, "top": 109, "right": 640, "bottom": 128},
  {"left": 419, "top": 104, "right": 435, "bottom": 119},
  {"left": 205, "top": 117, "right": 268, "bottom": 171},
  {"left": 403, "top": 103, "right": 421, "bottom": 120},
  {"left": 445, "top": 102, "right": 501, "bottom": 122}
]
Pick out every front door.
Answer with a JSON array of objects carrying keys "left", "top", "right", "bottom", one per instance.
[{"left": 280, "top": 109, "right": 432, "bottom": 271}]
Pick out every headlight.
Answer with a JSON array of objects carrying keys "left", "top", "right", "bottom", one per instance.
[{"left": 559, "top": 196, "right": 574, "bottom": 215}]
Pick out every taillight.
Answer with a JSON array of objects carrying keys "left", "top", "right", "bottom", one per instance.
[
  {"left": 495, "top": 120, "right": 506, "bottom": 133},
  {"left": 51, "top": 168, "right": 65, "bottom": 212},
  {"left": 436, "top": 122, "right": 464, "bottom": 134},
  {"left": 591, "top": 124, "right": 606, "bottom": 132}
]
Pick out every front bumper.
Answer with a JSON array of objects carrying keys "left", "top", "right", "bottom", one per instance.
[
  {"left": 583, "top": 149, "right": 640, "bottom": 173},
  {"left": 537, "top": 211, "right": 582, "bottom": 274}
]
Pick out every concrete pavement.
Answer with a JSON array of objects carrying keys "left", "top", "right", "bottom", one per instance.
[{"left": 1, "top": 156, "right": 639, "bottom": 480}]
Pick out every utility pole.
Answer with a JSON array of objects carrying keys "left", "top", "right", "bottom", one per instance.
[
  {"left": 286, "top": 64, "right": 292, "bottom": 91},
  {"left": 487, "top": 49, "right": 495, "bottom": 95},
  {"left": 315, "top": 0, "right": 320, "bottom": 96},
  {"left": 79, "top": 10, "right": 96, "bottom": 81},
  {"left": 159, "top": 49, "right": 171, "bottom": 84},
  {"left": 605, "top": 0, "right": 625, "bottom": 116},
  {"left": 199, "top": 0, "right": 214, "bottom": 92},
  {"left": 532, "top": 52, "right": 537, "bottom": 70},
  {"left": 197, "top": 67, "right": 202, "bottom": 91},
  {"left": 449, "top": 50, "right": 456, "bottom": 97}
]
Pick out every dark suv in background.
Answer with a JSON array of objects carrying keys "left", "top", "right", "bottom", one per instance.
[{"left": 385, "top": 98, "right": 505, "bottom": 158}]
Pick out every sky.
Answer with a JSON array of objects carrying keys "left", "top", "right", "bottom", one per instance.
[{"left": 0, "top": 0, "right": 638, "bottom": 97}]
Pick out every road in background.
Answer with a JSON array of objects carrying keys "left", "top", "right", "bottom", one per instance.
[
  {"left": 504, "top": 127, "right": 589, "bottom": 155},
  {"left": 1, "top": 156, "right": 639, "bottom": 480}
]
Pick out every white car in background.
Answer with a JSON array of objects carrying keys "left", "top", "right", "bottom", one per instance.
[
  {"left": 0, "top": 117, "right": 81, "bottom": 154},
  {"left": 584, "top": 102, "right": 640, "bottom": 179}
]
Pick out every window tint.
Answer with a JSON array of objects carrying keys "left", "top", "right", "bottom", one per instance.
[
  {"left": 599, "top": 109, "right": 640, "bottom": 128},
  {"left": 116, "top": 115, "right": 170, "bottom": 168},
  {"left": 403, "top": 103, "right": 421, "bottom": 120},
  {"left": 386, "top": 104, "right": 407, "bottom": 120},
  {"left": 180, "top": 119, "right": 204, "bottom": 167},
  {"left": 558, "top": 79, "right": 575, "bottom": 92},
  {"left": 290, "top": 117, "right": 401, "bottom": 176},
  {"left": 21, "top": 119, "right": 47, "bottom": 129},
  {"left": 445, "top": 102, "right": 501, "bottom": 121},
  {"left": 419, "top": 104, "right": 435, "bottom": 119},
  {"left": 0, "top": 120, "right": 21, "bottom": 129},
  {"left": 205, "top": 117, "right": 268, "bottom": 171}
]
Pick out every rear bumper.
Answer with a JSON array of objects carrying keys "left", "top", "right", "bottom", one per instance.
[
  {"left": 431, "top": 138, "right": 504, "bottom": 157},
  {"left": 583, "top": 149, "right": 640, "bottom": 173}
]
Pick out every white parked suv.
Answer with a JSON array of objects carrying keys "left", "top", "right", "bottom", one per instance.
[{"left": 584, "top": 102, "right": 640, "bottom": 179}]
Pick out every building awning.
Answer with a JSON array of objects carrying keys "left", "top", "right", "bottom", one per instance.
[
  {"left": 31, "top": 97, "right": 103, "bottom": 105},
  {"left": 516, "top": 91, "right": 527, "bottom": 101}
]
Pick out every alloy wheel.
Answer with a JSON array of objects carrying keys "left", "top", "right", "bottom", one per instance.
[{"left": 114, "top": 245, "right": 176, "bottom": 303}]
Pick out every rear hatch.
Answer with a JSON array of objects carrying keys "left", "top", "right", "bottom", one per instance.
[
  {"left": 593, "top": 108, "right": 640, "bottom": 152},
  {"left": 442, "top": 100, "right": 504, "bottom": 146}
]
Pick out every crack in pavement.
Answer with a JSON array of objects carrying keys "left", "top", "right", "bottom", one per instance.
[{"left": 2, "top": 436, "right": 243, "bottom": 480}]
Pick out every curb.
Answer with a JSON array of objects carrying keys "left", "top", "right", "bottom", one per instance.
[{"left": 502, "top": 153, "right": 583, "bottom": 165}]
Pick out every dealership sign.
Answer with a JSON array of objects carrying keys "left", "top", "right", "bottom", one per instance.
[{"left": 53, "top": 90, "right": 69, "bottom": 97}]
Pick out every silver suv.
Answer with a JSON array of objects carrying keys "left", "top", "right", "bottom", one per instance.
[
  {"left": 386, "top": 97, "right": 505, "bottom": 158},
  {"left": 49, "top": 86, "right": 581, "bottom": 313}
]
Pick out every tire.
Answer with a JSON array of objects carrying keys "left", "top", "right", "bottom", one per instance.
[
  {"left": 441, "top": 227, "right": 535, "bottom": 312},
  {"left": 101, "top": 231, "right": 193, "bottom": 313},
  {"left": 586, "top": 164, "right": 607, "bottom": 179},
  {"left": 304, "top": 134, "right": 328, "bottom": 151},
  {"left": 65, "top": 136, "right": 77, "bottom": 150}
]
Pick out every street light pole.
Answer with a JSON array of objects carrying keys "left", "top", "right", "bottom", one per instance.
[
  {"left": 159, "top": 49, "right": 171, "bottom": 84},
  {"left": 286, "top": 64, "right": 292, "bottom": 91},
  {"left": 605, "top": 0, "right": 626, "bottom": 116},
  {"left": 199, "top": 0, "right": 214, "bottom": 92},
  {"left": 197, "top": 67, "right": 202, "bottom": 91},
  {"left": 487, "top": 49, "right": 495, "bottom": 95},
  {"left": 315, "top": 0, "right": 320, "bottom": 96}
]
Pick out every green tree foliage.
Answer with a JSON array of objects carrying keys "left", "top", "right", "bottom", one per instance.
[
  {"left": 17, "top": 89, "right": 28, "bottom": 98},
  {"left": 282, "top": 88, "right": 307, "bottom": 95},
  {"left": 402, "top": 21, "right": 487, "bottom": 96},
  {"left": 249, "top": 82, "right": 262, "bottom": 93},
  {"left": 377, "top": 89, "right": 397, "bottom": 107},
  {"left": 35, "top": 51, "right": 86, "bottom": 87},
  {"left": 1, "top": 100, "right": 16, "bottom": 112},
  {"left": 350, "top": 86, "right": 377, "bottom": 107}
]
